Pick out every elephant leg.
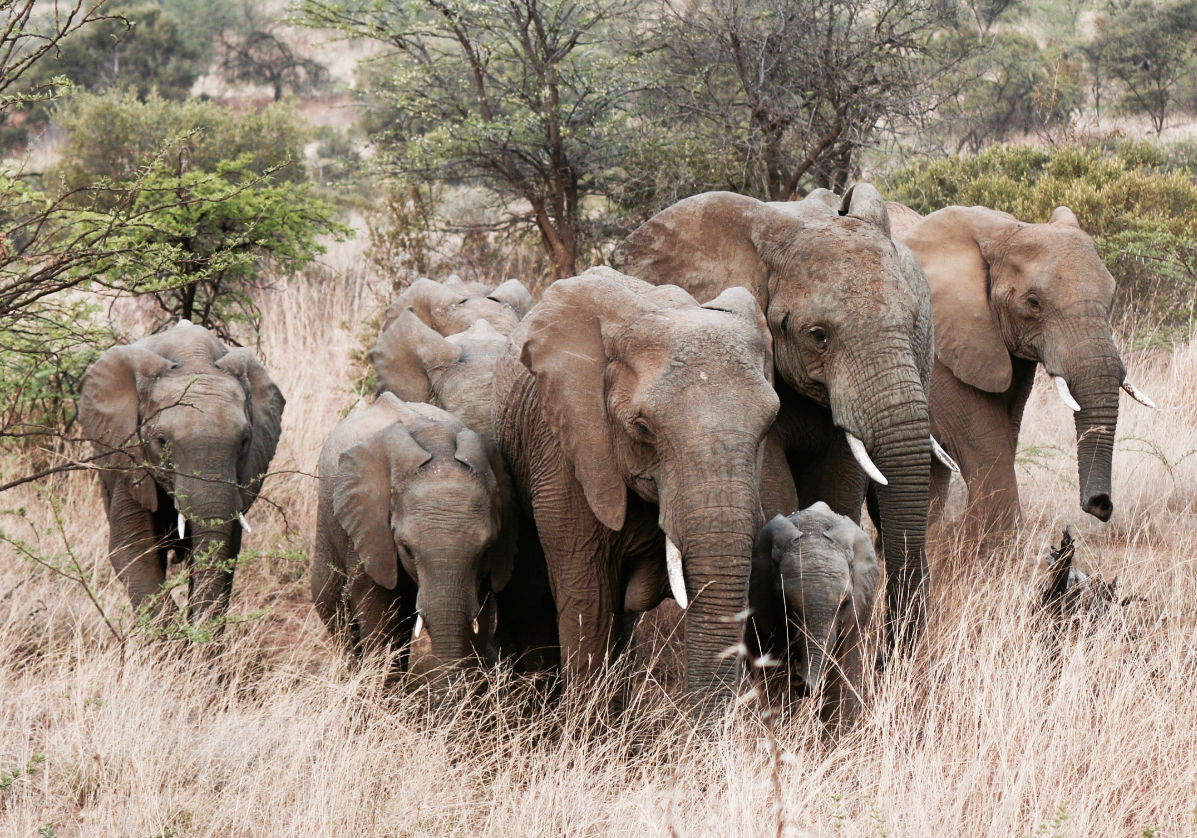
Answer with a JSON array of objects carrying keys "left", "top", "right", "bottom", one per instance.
[
  {"left": 494, "top": 525, "right": 560, "bottom": 673},
  {"left": 927, "top": 458, "right": 953, "bottom": 530},
  {"left": 311, "top": 514, "right": 349, "bottom": 640},
  {"left": 345, "top": 549, "right": 411, "bottom": 664},
  {"left": 540, "top": 523, "right": 618, "bottom": 690},
  {"left": 960, "top": 441, "right": 1020, "bottom": 556},
  {"left": 760, "top": 431, "right": 799, "bottom": 520},
  {"left": 107, "top": 481, "right": 175, "bottom": 620}
]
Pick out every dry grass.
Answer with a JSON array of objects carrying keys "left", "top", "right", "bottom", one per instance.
[{"left": 2, "top": 259, "right": 1196, "bottom": 836}]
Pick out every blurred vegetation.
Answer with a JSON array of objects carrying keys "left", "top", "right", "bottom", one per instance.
[{"left": 886, "top": 141, "right": 1197, "bottom": 343}]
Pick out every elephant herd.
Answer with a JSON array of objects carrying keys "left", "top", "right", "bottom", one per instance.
[{"left": 78, "top": 183, "right": 1154, "bottom": 717}]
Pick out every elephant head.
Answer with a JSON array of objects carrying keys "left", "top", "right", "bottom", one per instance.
[
  {"left": 752, "top": 502, "right": 878, "bottom": 694},
  {"left": 332, "top": 397, "right": 517, "bottom": 670},
  {"left": 614, "top": 186, "right": 932, "bottom": 641},
  {"left": 370, "top": 309, "right": 508, "bottom": 440},
  {"left": 79, "top": 320, "right": 285, "bottom": 620},
  {"left": 516, "top": 267, "right": 779, "bottom": 700},
  {"left": 903, "top": 205, "right": 1150, "bottom": 522},
  {"left": 380, "top": 277, "right": 533, "bottom": 338}
]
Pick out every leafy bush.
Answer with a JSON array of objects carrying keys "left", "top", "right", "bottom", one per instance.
[{"left": 886, "top": 142, "right": 1197, "bottom": 343}]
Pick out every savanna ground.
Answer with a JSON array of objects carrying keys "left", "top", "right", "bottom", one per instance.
[{"left": 1, "top": 241, "right": 1195, "bottom": 837}]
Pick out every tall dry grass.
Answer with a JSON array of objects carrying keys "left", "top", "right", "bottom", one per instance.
[{"left": 1, "top": 258, "right": 1195, "bottom": 836}]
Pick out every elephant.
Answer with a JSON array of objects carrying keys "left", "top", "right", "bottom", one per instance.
[
  {"left": 890, "top": 203, "right": 1156, "bottom": 550},
  {"left": 748, "top": 502, "right": 878, "bottom": 720},
  {"left": 614, "top": 185, "right": 938, "bottom": 648},
  {"left": 78, "top": 319, "right": 285, "bottom": 624},
  {"left": 370, "top": 311, "right": 508, "bottom": 441},
  {"left": 492, "top": 267, "right": 780, "bottom": 707},
  {"left": 310, "top": 393, "right": 517, "bottom": 675},
  {"left": 378, "top": 276, "right": 534, "bottom": 340}
]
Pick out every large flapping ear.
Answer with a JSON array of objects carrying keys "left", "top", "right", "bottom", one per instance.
[
  {"left": 701, "top": 286, "right": 774, "bottom": 384},
  {"left": 454, "top": 430, "right": 517, "bottom": 591},
  {"left": 334, "top": 422, "right": 432, "bottom": 590},
  {"left": 612, "top": 191, "right": 783, "bottom": 309},
  {"left": 381, "top": 278, "right": 468, "bottom": 334},
  {"left": 79, "top": 345, "right": 176, "bottom": 510},
  {"left": 488, "top": 278, "right": 536, "bottom": 318},
  {"left": 904, "top": 206, "right": 1020, "bottom": 393},
  {"left": 802, "top": 188, "right": 842, "bottom": 213},
  {"left": 215, "top": 349, "right": 286, "bottom": 509},
  {"left": 370, "top": 307, "right": 463, "bottom": 401},
  {"left": 1050, "top": 206, "right": 1081, "bottom": 228},
  {"left": 885, "top": 201, "right": 925, "bottom": 240},
  {"left": 829, "top": 515, "right": 879, "bottom": 631},
  {"left": 518, "top": 268, "right": 655, "bottom": 531},
  {"left": 749, "top": 514, "right": 799, "bottom": 639},
  {"left": 839, "top": 183, "right": 891, "bottom": 237}
]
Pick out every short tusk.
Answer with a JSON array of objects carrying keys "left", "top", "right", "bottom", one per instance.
[
  {"left": 472, "top": 617, "right": 480, "bottom": 635},
  {"left": 238, "top": 513, "right": 252, "bottom": 533},
  {"left": 845, "top": 432, "right": 888, "bottom": 486},
  {"left": 177, "top": 512, "right": 186, "bottom": 540},
  {"left": 1121, "top": 379, "right": 1157, "bottom": 409},
  {"left": 413, "top": 614, "right": 423, "bottom": 639},
  {"left": 1053, "top": 376, "right": 1081, "bottom": 412},
  {"left": 930, "top": 435, "right": 960, "bottom": 473},
  {"left": 666, "top": 537, "right": 688, "bottom": 609}
]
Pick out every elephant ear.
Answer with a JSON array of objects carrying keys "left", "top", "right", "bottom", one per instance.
[
  {"left": 904, "top": 206, "right": 1019, "bottom": 393},
  {"left": 803, "top": 188, "right": 842, "bottom": 213},
  {"left": 749, "top": 515, "right": 801, "bottom": 642},
  {"left": 79, "top": 345, "right": 175, "bottom": 510},
  {"left": 885, "top": 201, "right": 925, "bottom": 240},
  {"left": 1050, "top": 206, "right": 1081, "bottom": 228},
  {"left": 488, "top": 278, "right": 535, "bottom": 318},
  {"left": 334, "top": 422, "right": 432, "bottom": 590},
  {"left": 612, "top": 192, "right": 782, "bottom": 309},
  {"left": 382, "top": 278, "right": 468, "bottom": 334},
  {"left": 453, "top": 430, "right": 517, "bottom": 591},
  {"left": 839, "top": 183, "right": 891, "bottom": 237},
  {"left": 828, "top": 515, "right": 879, "bottom": 630},
  {"left": 370, "top": 307, "right": 463, "bottom": 401},
  {"left": 215, "top": 349, "right": 286, "bottom": 509},
  {"left": 518, "top": 269, "right": 654, "bottom": 531},
  {"left": 701, "top": 286, "right": 774, "bottom": 384}
]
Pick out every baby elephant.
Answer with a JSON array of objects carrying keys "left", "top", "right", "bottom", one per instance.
[
  {"left": 311, "top": 393, "right": 516, "bottom": 678},
  {"left": 748, "top": 502, "right": 878, "bottom": 719}
]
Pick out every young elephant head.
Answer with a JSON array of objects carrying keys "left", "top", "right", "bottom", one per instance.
[
  {"left": 379, "top": 277, "right": 533, "bottom": 338},
  {"left": 332, "top": 400, "right": 517, "bottom": 671},
  {"left": 370, "top": 309, "right": 508, "bottom": 440},
  {"left": 79, "top": 320, "right": 285, "bottom": 621},
  {"left": 904, "top": 205, "right": 1150, "bottom": 521},
  {"left": 751, "top": 502, "right": 878, "bottom": 709}
]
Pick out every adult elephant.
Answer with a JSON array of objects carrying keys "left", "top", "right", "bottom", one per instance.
[
  {"left": 493, "top": 268, "right": 779, "bottom": 706},
  {"left": 891, "top": 203, "right": 1155, "bottom": 549},
  {"left": 614, "top": 186, "right": 937, "bottom": 646},
  {"left": 79, "top": 320, "right": 285, "bottom": 623}
]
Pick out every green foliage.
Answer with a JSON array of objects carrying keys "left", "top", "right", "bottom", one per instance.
[
  {"left": 21, "top": 4, "right": 203, "bottom": 110},
  {"left": 887, "top": 141, "right": 1197, "bottom": 343},
  {"left": 0, "top": 753, "right": 46, "bottom": 793}
]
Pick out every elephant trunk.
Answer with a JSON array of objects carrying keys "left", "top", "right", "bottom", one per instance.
[
  {"left": 799, "top": 604, "right": 839, "bottom": 693},
  {"left": 1049, "top": 326, "right": 1124, "bottom": 522},
  {"left": 662, "top": 458, "right": 762, "bottom": 709},
  {"left": 833, "top": 346, "right": 931, "bottom": 650},
  {"left": 415, "top": 568, "right": 481, "bottom": 674},
  {"left": 174, "top": 472, "right": 243, "bottom": 625}
]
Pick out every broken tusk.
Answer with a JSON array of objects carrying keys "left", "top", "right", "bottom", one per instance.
[
  {"left": 1053, "top": 376, "right": 1081, "bottom": 412},
  {"left": 666, "top": 537, "right": 688, "bottom": 609},
  {"left": 1121, "top": 379, "right": 1157, "bottom": 409},
  {"left": 930, "top": 435, "right": 960, "bottom": 473},
  {"left": 177, "top": 512, "right": 186, "bottom": 539},
  {"left": 845, "top": 432, "right": 888, "bottom": 486},
  {"left": 413, "top": 614, "right": 423, "bottom": 639},
  {"left": 238, "top": 513, "right": 252, "bottom": 533}
]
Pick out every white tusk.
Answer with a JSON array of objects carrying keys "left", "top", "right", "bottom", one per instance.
[
  {"left": 1121, "top": 379, "right": 1157, "bottom": 409},
  {"left": 666, "top": 537, "right": 688, "bottom": 609},
  {"left": 472, "top": 617, "right": 480, "bottom": 635},
  {"left": 238, "top": 513, "right": 252, "bottom": 533},
  {"left": 413, "top": 614, "right": 423, "bottom": 639},
  {"left": 1053, "top": 376, "right": 1081, "bottom": 412},
  {"left": 845, "top": 432, "right": 888, "bottom": 486},
  {"left": 177, "top": 512, "right": 186, "bottom": 539},
  {"left": 930, "top": 435, "right": 960, "bottom": 473}
]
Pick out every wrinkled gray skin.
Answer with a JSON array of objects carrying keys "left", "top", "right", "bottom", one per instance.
[
  {"left": 311, "top": 394, "right": 517, "bottom": 678},
  {"left": 615, "top": 185, "right": 933, "bottom": 648},
  {"left": 894, "top": 203, "right": 1139, "bottom": 552},
  {"left": 79, "top": 321, "right": 284, "bottom": 623},
  {"left": 494, "top": 268, "right": 779, "bottom": 708},
  {"left": 748, "top": 502, "right": 878, "bottom": 720},
  {"left": 370, "top": 311, "right": 509, "bottom": 441},
  {"left": 379, "top": 276, "right": 534, "bottom": 339}
]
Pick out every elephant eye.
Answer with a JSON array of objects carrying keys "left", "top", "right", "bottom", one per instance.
[
  {"left": 809, "top": 327, "right": 829, "bottom": 351},
  {"left": 1027, "top": 295, "right": 1041, "bottom": 310},
  {"left": 240, "top": 432, "right": 252, "bottom": 451},
  {"left": 632, "top": 418, "right": 653, "bottom": 439},
  {"left": 155, "top": 435, "right": 168, "bottom": 447}
]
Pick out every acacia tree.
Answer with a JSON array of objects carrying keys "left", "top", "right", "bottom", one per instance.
[
  {"left": 298, "top": 0, "right": 644, "bottom": 278},
  {"left": 646, "top": 0, "right": 967, "bottom": 201}
]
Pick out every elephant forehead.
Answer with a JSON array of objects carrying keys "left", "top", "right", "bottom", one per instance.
[
  {"left": 618, "top": 310, "right": 766, "bottom": 367},
  {"left": 148, "top": 372, "right": 247, "bottom": 419},
  {"left": 1003, "top": 227, "right": 1115, "bottom": 299}
]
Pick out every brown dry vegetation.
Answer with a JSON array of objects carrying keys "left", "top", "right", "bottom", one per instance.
[{"left": 1, "top": 258, "right": 1196, "bottom": 837}]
